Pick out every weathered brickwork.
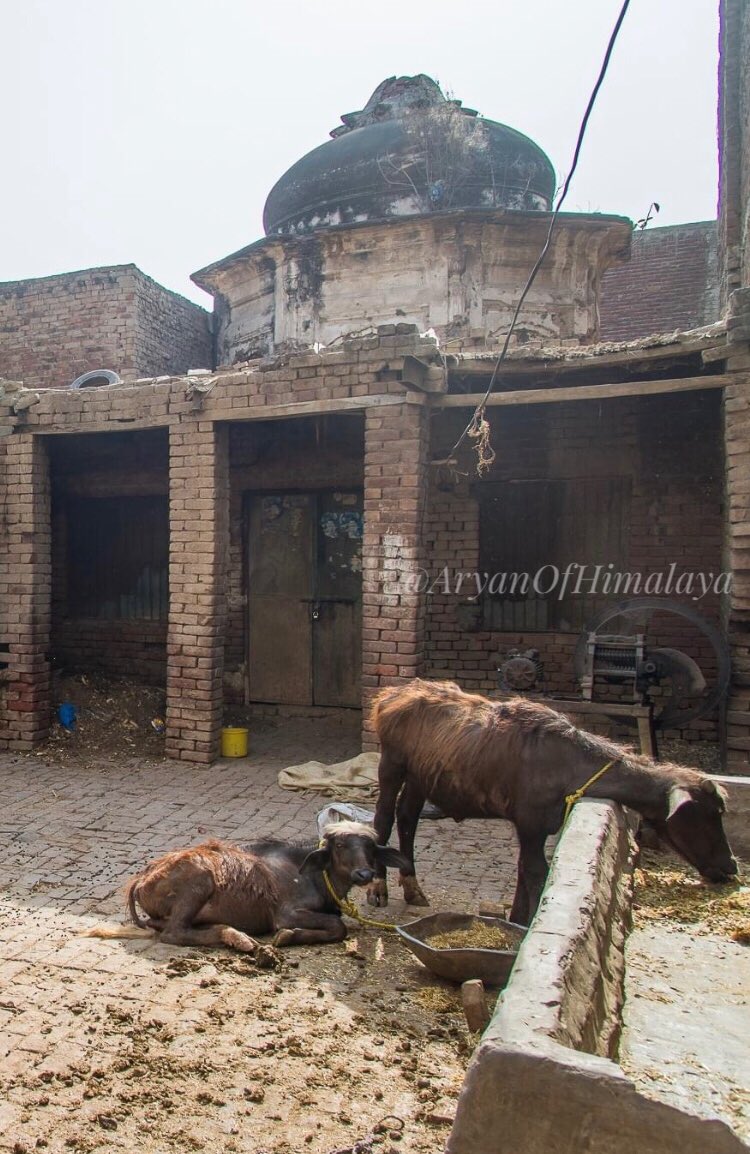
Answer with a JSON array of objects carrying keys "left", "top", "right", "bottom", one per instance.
[
  {"left": 722, "top": 289, "right": 750, "bottom": 766},
  {"left": 599, "top": 223, "right": 719, "bottom": 341},
  {"left": 361, "top": 401, "right": 430, "bottom": 749},
  {"left": 0, "top": 435, "right": 51, "bottom": 750},
  {"left": 0, "top": 265, "right": 211, "bottom": 389},
  {"left": 424, "top": 392, "right": 725, "bottom": 740},
  {"left": 719, "top": 0, "right": 750, "bottom": 302},
  {"left": 0, "top": 329, "right": 741, "bottom": 764},
  {"left": 197, "top": 328, "right": 430, "bottom": 412},
  {"left": 165, "top": 422, "right": 229, "bottom": 763},
  {"left": 133, "top": 272, "right": 213, "bottom": 380},
  {"left": 51, "top": 621, "right": 167, "bottom": 684}
]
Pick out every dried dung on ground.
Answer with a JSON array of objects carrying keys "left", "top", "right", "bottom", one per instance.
[
  {"left": 633, "top": 851, "right": 750, "bottom": 943},
  {"left": 0, "top": 927, "right": 475, "bottom": 1154}
]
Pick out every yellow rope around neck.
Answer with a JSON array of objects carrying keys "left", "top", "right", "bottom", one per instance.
[
  {"left": 563, "top": 760, "right": 617, "bottom": 826},
  {"left": 322, "top": 869, "right": 399, "bottom": 934}
]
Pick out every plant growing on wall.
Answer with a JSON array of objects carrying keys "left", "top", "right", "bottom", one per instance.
[{"left": 377, "top": 101, "right": 532, "bottom": 214}]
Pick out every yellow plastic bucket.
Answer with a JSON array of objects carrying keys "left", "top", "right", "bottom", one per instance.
[{"left": 221, "top": 727, "right": 249, "bottom": 758}]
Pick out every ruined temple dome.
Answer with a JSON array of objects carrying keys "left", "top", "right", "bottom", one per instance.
[{"left": 262, "top": 75, "right": 556, "bottom": 236}]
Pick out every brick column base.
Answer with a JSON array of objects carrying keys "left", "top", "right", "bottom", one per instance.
[{"left": 166, "top": 422, "right": 228, "bottom": 763}]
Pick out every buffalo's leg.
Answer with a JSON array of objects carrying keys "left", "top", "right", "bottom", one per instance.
[
  {"left": 272, "top": 907, "right": 347, "bottom": 947},
  {"left": 159, "top": 923, "right": 259, "bottom": 952},
  {"left": 509, "top": 829, "right": 549, "bottom": 926},
  {"left": 396, "top": 779, "right": 429, "bottom": 906},
  {"left": 150, "top": 875, "right": 258, "bottom": 953},
  {"left": 367, "top": 750, "right": 405, "bottom": 908}
]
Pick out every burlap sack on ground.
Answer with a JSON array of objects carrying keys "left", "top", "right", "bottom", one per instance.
[{"left": 278, "top": 752, "right": 379, "bottom": 803}]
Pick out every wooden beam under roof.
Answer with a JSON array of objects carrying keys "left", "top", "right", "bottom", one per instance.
[{"left": 434, "top": 374, "right": 730, "bottom": 409}]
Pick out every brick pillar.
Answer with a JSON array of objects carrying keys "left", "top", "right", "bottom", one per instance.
[
  {"left": 0, "top": 435, "right": 51, "bottom": 750},
  {"left": 362, "top": 401, "right": 429, "bottom": 749},
  {"left": 724, "top": 290, "right": 750, "bottom": 768},
  {"left": 718, "top": 0, "right": 747, "bottom": 305},
  {"left": 166, "top": 422, "right": 228, "bottom": 763}
]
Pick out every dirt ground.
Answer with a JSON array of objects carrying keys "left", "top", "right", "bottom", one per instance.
[
  {"left": 0, "top": 679, "right": 518, "bottom": 1154},
  {"left": 5, "top": 677, "right": 736, "bottom": 1153},
  {"left": 621, "top": 852, "right": 750, "bottom": 1144},
  {"left": 0, "top": 919, "right": 478, "bottom": 1154}
]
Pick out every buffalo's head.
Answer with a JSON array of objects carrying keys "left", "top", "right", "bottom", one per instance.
[
  {"left": 300, "top": 821, "right": 410, "bottom": 893},
  {"left": 655, "top": 778, "right": 738, "bottom": 884}
]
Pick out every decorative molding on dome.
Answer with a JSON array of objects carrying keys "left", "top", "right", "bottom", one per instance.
[{"left": 330, "top": 74, "right": 476, "bottom": 138}]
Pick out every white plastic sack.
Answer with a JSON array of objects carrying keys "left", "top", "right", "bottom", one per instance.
[{"left": 316, "top": 802, "right": 376, "bottom": 840}]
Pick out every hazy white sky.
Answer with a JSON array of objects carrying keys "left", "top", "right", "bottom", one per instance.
[{"left": 2, "top": 0, "right": 719, "bottom": 306}]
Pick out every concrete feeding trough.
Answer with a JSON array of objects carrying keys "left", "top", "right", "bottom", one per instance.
[
  {"left": 396, "top": 912, "right": 526, "bottom": 986},
  {"left": 447, "top": 800, "right": 749, "bottom": 1154}
]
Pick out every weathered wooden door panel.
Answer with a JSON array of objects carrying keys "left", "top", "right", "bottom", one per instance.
[
  {"left": 247, "top": 491, "right": 362, "bottom": 708},
  {"left": 247, "top": 494, "right": 314, "bottom": 705},
  {"left": 313, "top": 493, "right": 363, "bottom": 707}
]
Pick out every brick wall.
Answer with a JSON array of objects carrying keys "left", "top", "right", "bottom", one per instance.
[
  {"left": 599, "top": 223, "right": 719, "bottom": 341},
  {"left": 52, "top": 621, "right": 167, "bottom": 684},
  {"left": 0, "top": 435, "right": 51, "bottom": 750},
  {"left": 133, "top": 273, "right": 213, "bottom": 379},
  {"left": 719, "top": 0, "right": 750, "bottom": 301},
  {"left": 0, "top": 265, "right": 211, "bottom": 389},
  {"left": 424, "top": 390, "right": 724, "bottom": 740},
  {"left": 0, "top": 330, "right": 727, "bottom": 760},
  {"left": 722, "top": 289, "right": 750, "bottom": 767}
]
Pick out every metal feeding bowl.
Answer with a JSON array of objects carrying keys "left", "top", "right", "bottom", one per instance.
[{"left": 396, "top": 912, "right": 526, "bottom": 986}]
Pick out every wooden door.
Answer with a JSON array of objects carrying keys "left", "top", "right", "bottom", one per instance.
[
  {"left": 313, "top": 492, "right": 363, "bottom": 708},
  {"left": 247, "top": 492, "right": 363, "bottom": 708},
  {"left": 248, "top": 494, "right": 314, "bottom": 705}
]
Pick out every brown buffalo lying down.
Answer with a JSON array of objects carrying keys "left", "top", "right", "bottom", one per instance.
[
  {"left": 85, "top": 822, "right": 409, "bottom": 952},
  {"left": 366, "top": 679, "right": 738, "bottom": 925}
]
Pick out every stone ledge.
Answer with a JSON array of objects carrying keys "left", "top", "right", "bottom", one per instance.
[{"left": 447, "top": 799, "right": 748, "bottom": 1154}]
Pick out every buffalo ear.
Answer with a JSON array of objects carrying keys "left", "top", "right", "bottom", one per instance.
[
  {"left": 375, "top": 845, "right": 412, "bottom": 872},
  {"left": 299, "top": 847, "right": 330, "bottom": 875},
  {"left": 666, "top": 786, "right": 694, "bottom": 821},
  {"left": 700, "top": 777, "right": 727, "bottom": 801}
]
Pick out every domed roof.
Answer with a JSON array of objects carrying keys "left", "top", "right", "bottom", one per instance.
[{"left": 263, "top": 75, "right": 556, "bottom": 236}]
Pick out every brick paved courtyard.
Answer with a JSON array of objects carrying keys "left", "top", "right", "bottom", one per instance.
[{"left": 0, "top": 718, "right": 519, "bottom": 1153}]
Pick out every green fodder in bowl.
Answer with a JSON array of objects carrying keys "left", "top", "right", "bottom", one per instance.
[{"left": 427, "top": 922, "right": 521, "bottom": 952}]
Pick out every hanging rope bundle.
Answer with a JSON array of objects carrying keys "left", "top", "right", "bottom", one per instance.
[{"left": 467, "top": 408, "right": 496, "bottom": 476}]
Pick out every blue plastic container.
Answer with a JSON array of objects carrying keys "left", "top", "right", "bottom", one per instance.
[{"left": 57, "top": 703, "right": 78, "bottom": 731}]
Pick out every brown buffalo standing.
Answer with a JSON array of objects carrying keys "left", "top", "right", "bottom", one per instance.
[{"left": 366, "top": 680, "right": 737, "bottom": 924}]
